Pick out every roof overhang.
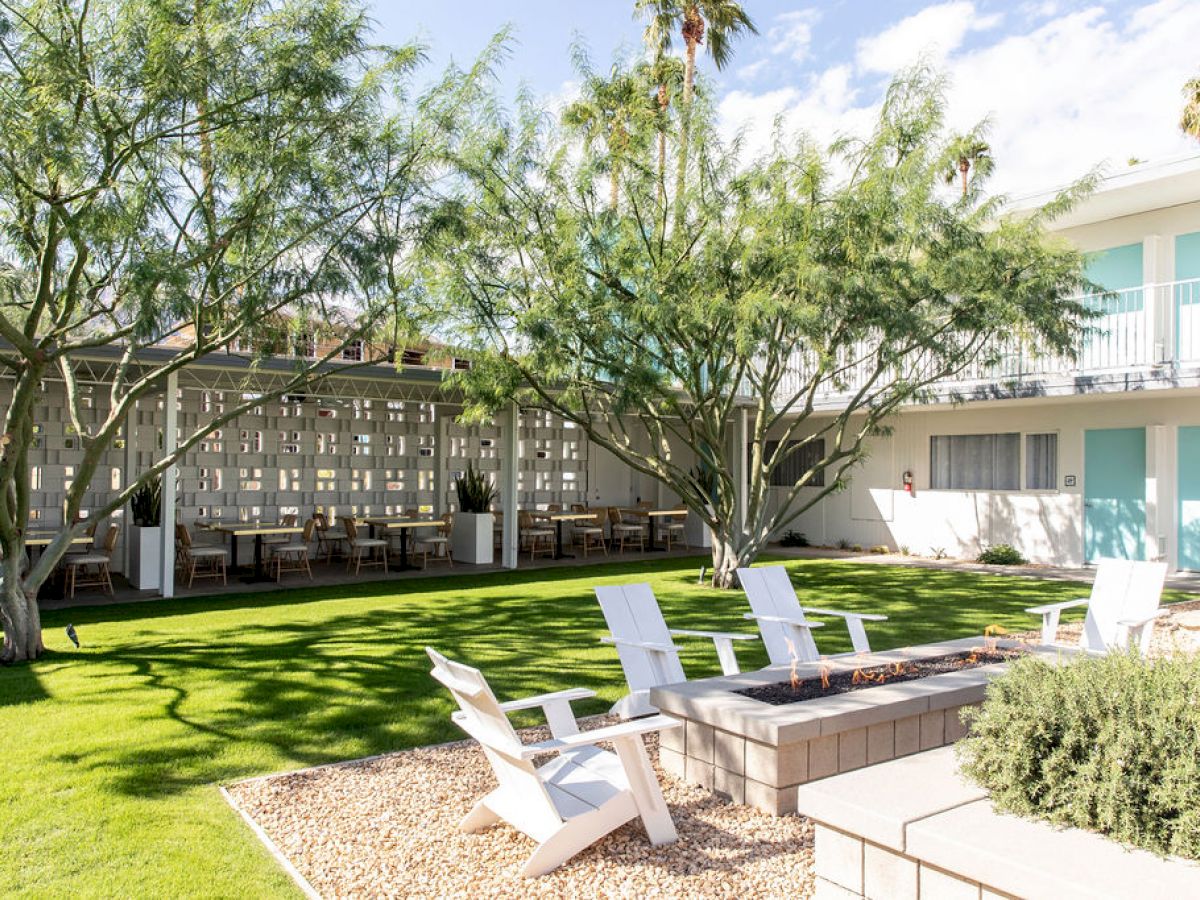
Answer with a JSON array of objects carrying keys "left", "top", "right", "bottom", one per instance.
[{"left": 1005, "top": 152, "right": 1200, "bottom": 230}]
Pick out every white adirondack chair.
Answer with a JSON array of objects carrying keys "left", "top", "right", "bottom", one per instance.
[
  {"left": 737, "top": 565, "right": 888, "bottom": 664},
  {"left": 426, "top": 647, "right": 680, "bottom": 877},
  {"left": 1026, "top": 558, "right": 1168, "bottom": 654},
  {"left": 596, "top": 583, "right": 758, "bottom": 719}
]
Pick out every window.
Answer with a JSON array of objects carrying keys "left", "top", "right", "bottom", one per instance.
[
  {"left": 400, "top": 348, "right": 426, "bottom": 366},
  {"left": 930, "top": 433, "right": 1020, "bottom": 490},
  {"left": 453, "top": 357, "right": 471, "bottom": 370},
  {"left": 750, "top": 440, "right": 826, "bottom": 487},
  {"left": 342, "top": 340, "right": 364, "bottom": 362},
  {"left": 1025, "top": 433, "right": 1058, "bottom": 490}
]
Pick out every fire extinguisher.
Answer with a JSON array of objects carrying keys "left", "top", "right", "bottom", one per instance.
[{"left": 902, "top": 470, "right": 914, "bottom": 494}]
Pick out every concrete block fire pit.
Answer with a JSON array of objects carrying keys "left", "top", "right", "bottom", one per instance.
[{"left": 649, "top": 637, "right": 1073, "bottom": 815}]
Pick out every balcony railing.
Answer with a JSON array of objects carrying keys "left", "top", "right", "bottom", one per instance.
[{"left": 773, "top": 278, "right": 1200, "bottom": 407}]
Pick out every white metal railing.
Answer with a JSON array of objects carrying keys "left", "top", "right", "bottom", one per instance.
[{"left": 769, "top": 279, "right": 1200, "bottom": 406}]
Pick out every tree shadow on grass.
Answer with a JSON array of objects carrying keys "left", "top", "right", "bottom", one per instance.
[
  {"left": 40, "top": 556, "right": 1111, "bottom": 804},
  {"left": 0, "top": 662, "right": 50, "bottom": 707}
]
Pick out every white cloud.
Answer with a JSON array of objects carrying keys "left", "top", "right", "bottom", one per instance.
[
  {"left": 857, "top": 2, "right": 1003, "bottom": 73},
  {"left": 768, "top": 9, "right": 821, "bottom": 64},
  {"left": 719, "top": 0, "right": 1200, "bottom": 196}
]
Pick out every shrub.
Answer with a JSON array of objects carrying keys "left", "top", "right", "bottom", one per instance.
[
  {"left": 779, "top": 530, "right": 809, "bottom": 548},
  {"left": 976, "top": 543, "right": 1026, "bottom": 565},
  {"left": 836, "top": 538, "right": 852, "bottom": 550},
  {"left": 958, "top": 652, "right": 1200, "bottom": 860},
  {"left": 870, "top": 544, "right": 890, "bottom": 555},
  {"left": 130, "top": 477, "right": 161, "bottom": 527},
  {"left": 454, "top": 464, "right": 496, "bottom": 514}
]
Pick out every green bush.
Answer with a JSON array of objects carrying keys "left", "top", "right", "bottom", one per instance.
[
  {"left": 958, "top": 652, "right": 1200, "bottom": 860},
  {"left": 779, "top": 530, "right": 809, "bottom": 548},
  {"left": 976, "top": 543, "right": 1026, "bottom": 565}
]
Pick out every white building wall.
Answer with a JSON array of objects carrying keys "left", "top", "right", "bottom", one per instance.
[{"left": 771, "top": 391, "right": 1200, "bottom": 570}]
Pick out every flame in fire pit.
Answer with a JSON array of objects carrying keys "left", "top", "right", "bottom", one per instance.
[
  {"left": 983, "top": 623, "right": 1007, "bottom": 653},
  {"left": 786, "top": 639, "right": 800, "bottom": 690},
  {"left": 818, "top": 661, "right": 832, "bottom": 690}
]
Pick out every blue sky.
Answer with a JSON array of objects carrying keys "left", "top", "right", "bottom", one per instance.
[{"left": 369, "top": 1, "right": 1200, "bottom": 194}]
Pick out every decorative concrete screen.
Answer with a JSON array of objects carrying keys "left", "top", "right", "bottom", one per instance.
[
  {"left": 10, "top": 379, "right": 128, "bottom": 554},
  {"left": 518, "top": 408, "right": 590, "bottom": 509},
  {"left": 5, "top": 368, "right": 594, "bottom": 579}
]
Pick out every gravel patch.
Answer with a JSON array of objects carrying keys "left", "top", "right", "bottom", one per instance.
[
  {"left": 226, "top": 718, "right": 814, "bottom": 899},
  {"left": 1015, "top": 597, "right": 1200, "bottom": 657}
]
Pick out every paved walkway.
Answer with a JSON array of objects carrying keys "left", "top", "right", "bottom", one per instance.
[
  {"left": 767, "top": 546, "right": 1200, "bottom": 593},
  {"left": 40, "top": 544, "right": 1200, "bottom": 611}
]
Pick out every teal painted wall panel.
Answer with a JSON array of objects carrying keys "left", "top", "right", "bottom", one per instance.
[
  {"left": 1085, "top": 242, "right": 1143, "bottom": 291},
  {"left": 1175, "top": 232, "right": 1200, "bottom": 281},
  {"left": 1180, "top": 426, "right": 1200, "bottom": 571},
  {"left": 1084, "top": 427, "right": 1146, "bottom": 561}
]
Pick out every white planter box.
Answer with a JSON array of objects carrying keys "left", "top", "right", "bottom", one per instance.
[
  {"left": 452, "top": 513, "right": 495, "bottom": 565},
  {"left": 129, "top": 525, "right": 162, "bottom": 590}
]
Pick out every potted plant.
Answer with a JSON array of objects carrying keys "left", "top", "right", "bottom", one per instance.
[
  {"left": 128, "top": 476, "right": 162, "bottom": 589},
  {"left": 452, "top": 464, "right": 496, "bottom": 564}
]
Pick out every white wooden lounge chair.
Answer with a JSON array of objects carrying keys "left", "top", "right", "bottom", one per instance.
[
  {"left": 1026, "top": 557, "right": 1168, "bottom": 654},
  {"left": 426, "top": 647, "right": 680, "bottom": 877},
  {"left": 737, "top": 565, "right": 888, "bottom": 664},
  {"left": 596, "top": 583, "right": 758, "bottom": 718}
]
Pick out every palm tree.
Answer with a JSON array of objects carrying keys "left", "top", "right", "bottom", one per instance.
[
  {"left": 563, "top": 56, "right": 654, "bottom": 209},
  {"left": 636, "top": 54, "right": 685, "bottom": 203},
  {"left": 1180, "top": 76, "right": 1200, "bottom": 141},
  {"left": 636, "top": 0, "right": 756, "bottom": 107},
  {"left": 636, "top": 1, "right": 756, "bottom": 224},
  {"left": 944, "top": 135, "right": 993, "bottom": 198}
]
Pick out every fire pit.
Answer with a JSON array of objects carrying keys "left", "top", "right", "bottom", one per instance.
[
  {"left": 738, "top": 647, "right": 1027, "bottom": 705},
  {"left": 649, "top": 637, "right": 1074, "bottom": 815}
]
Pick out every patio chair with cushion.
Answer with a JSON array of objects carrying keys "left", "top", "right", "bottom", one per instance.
[
  {"left": 518, "top": 511, "right": 554, "bottom": 561},
  {"left": 427, "top": 646, "right": 680, "bottom": 876},
  {"left": 607, "top": 507, "right": 644, "bottom": 553},
  {"left": 313, "top": 512, "right": 348, "bottom": 563},
  {"left": 655, "top": 511, "right": 688, "bottom": 551},
  {"left": 414, "top": 511, "right": 453, "bottom": 568},
  {"left": 341, "top": 517, "right": 388, "bottom": 575},
  {"left": 572, "top": 509, "right": 608, "bottom": 558},
  {"left": 62, "top": 524, "right": 120, "bottom": 599},
  {"left": 270, "top": 518, "right": 315, "bottom": 581},
  {"left": 175, "top": 523, "right": 228, "bottom": 588}
]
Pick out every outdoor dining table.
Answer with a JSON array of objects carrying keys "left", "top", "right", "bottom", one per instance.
[
  {"left": 545, "top": 512, "right": 597, "bottom": 560},
  {"left": 24, "top": 531, "right": 93, "bottom": 553},
  {"left": 360, "top": 517, "right": 446, "bottom": 572},
  {"left": 210, "top": 524, "right": 302, "bottom": 584},
  {"left": 635, "top": 508, "right": 687, "bottom": 552}
]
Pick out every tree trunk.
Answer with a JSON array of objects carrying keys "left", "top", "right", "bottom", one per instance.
[
  {"left": 657, "top": 84, "right": 668, "bottom": 207},
  {"left": 708, "top": 525, "right": 756, "bottom": 590},
  {"left": 1, "top": 556, "right": 43, "bottom": 664},
  {"left": 960, "top": 158, "right": 969, "bottom": 197},
  {"left": 674, "top": 20, "right": 699, "bottom": 229}
]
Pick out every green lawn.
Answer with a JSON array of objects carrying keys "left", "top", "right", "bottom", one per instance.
[{"left": 1, "top": 556, "right": 1180, "bottom": 897}]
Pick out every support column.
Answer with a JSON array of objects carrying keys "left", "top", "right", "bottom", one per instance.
[
  {"left": 501, "top": 402, "right": 519, "bottom": 569},
  {"left": 433, "top": 406, "right": 448, "bottom": 516},
  {"left": 1147, "top": 424, "right": 1173, "bottom": 567},
  {"left": 122, "top": 409, "right": 137, "bottom": 576},
  {"left": 159, "top": 372, "right": 178, "bottom": 598},
  {"left": 1143, "top": 234, "right": 1166, "bottom": 363}
]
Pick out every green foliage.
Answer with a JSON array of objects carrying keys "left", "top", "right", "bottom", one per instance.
[
  {"left": 438, "top": 61, "right": 1094, "bottom": 582},
  {"left": 129, "top": 477, "right": 161, "bottom": 528},
  {"left": 454, "top": 464, "right": 496, "bottom": 514},
  {"left": 958, "top": 652, "right": 1200, "bottom": 860},
  {"left": 779, "top": 530, "right": 809, "bottom": 547},
  {"left": 976, "top": 544, "right": 1027, "bottom": 565}
]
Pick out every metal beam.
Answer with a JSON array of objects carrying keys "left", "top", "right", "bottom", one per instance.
[
  {"left": 159, "top": 372, "right": 178, "bottom": 598},
  {"left": 501, "top": 402, "right": 519, "bottom": 569}
]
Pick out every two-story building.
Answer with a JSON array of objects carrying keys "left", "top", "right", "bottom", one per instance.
[{"left": 779, "top": 154, "right": 1200, "bottom": 572}]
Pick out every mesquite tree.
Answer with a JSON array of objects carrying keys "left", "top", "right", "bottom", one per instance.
[
  {"left": 437, "top": 67, "right": 1094, "bottom": 588},
  {"left": 0, "top": 0, "right": 477, "bottom": 662}
]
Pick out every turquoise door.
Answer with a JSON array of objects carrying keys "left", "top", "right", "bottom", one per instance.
[
  {"left": 1084, "top": 428, "right": 1146, "bottom": 561},
  {"left": 1180, "top": 427, "right": 1200, "bottom": 571}
]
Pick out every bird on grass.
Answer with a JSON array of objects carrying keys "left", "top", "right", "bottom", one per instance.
[{"left": 65, "top": 624, "right": 80, "bottom": 648}]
